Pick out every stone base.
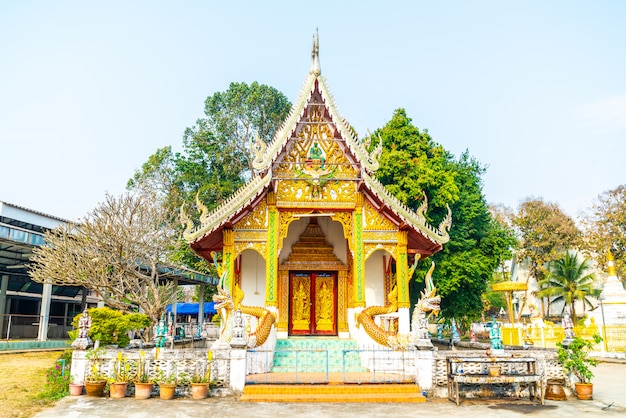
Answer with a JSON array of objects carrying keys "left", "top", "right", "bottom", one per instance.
[
  {"left": 415, "top": 339, "right": 434, "bottom": 350},
  {"left": 71, "top": 338, "right": 92, "bottom": 350}
]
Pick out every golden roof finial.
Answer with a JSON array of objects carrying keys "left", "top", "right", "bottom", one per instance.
[{"left": 310, "top": 28, "right": 320, "bottom": 75}]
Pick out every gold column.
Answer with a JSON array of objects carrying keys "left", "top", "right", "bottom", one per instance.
[
  {"left": 396, "top": 230, "right": 410, "bottom": 309},
  {"left": 352, "top": 193, "right": 365, "bottom": 307},
  {"left": 265, "top": 192, "right": 279, "bottom": 307},
  {"left": 222, "top": 228, "right": 235, "bottom": 294}
]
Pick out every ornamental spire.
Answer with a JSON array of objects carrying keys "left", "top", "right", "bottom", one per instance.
[{"left": 310, "top": 28, "right": 320, "bottom": 75}]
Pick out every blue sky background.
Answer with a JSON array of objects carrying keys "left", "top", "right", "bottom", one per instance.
[{"left": 1, "top": 1, "right": 624, "bottom": 221}]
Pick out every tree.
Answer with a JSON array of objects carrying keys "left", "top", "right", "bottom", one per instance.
[
  {"left": 582, "top": 184, "right": 626, "bottom": 277},
  {"left": 128, "top": 82, "right": 291, "bottom": 274},
  {"left": 512, "top": 197, "right": 581, "bottom": 316},
  {"left": 29, "top": 191, "right": 178, "bottom": 324},
  {"left": 371, "top": 109, "right": 517, "bottom": 326},
  {"left": 202, "top": 81, "right": 291, "bottom": 179},
  {"left": 540, "top": 251, "right": 599, "bottom": 320}
]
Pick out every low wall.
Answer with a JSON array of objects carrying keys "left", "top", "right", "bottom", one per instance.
[{"left": 71, "top": 346, "right": 241, "bottom": 395}]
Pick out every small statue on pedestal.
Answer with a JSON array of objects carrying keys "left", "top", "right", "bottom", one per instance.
[
  {"left": 155, "top": 316, "right": 167, "bottom": 348},
  {"left": 562, "top": 312, "right": 575, "bottom": 346},
  {"left": 469, "top": 324, "right": 478, "bottom": 343},
  {"left": 489, "top": 317, "right": 504, "bottom": 353},
  {"left": 451, "top": 318, "right": 460, "bottom": 344},
  {"left": 230, "top": 309, "right": 247, "bottom": 349},
  {"left": 71, "top": 308, "right": 93, "bottom": 350}
]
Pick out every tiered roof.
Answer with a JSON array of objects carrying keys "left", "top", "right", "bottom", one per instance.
[{"left": 183, "top": 32, "right": 450, "bottom": 257}]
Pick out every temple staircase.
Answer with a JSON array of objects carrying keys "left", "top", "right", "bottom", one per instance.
[{"left": 242, "top": 338, "right": 425, "bottom": 403}]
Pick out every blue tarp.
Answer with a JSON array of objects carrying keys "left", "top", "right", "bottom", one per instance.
[{"left": 165, "top": 302, "right": 216, "bottom": 315}]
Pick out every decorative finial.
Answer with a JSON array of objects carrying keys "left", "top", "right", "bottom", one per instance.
[{"left": 310, "top": 28, "right": 320, "bottom": 75}]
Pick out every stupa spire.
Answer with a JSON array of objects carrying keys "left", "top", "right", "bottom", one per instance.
[{"left": 310, "top": 29, "right": 320, "bottom": 75}]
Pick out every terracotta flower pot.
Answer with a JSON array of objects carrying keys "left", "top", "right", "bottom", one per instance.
[
  {"left": 545, "top": 379, "right": 567, "bottom": 401},
  {"left": 159, "top": 383, "right": 177, "bottom": 400},
  {"left": 574, "top": 382, "right": 593, "bottom": 400},
  {"left": 69, "top": 383, "right": 84, "bottom": 396},
  {"left": 190, "top": 383, "right": 209, "bottom": 399},
  {"left": 134, "top": 382, "right": 154, "bottom": 399},
  {"left": 85, "top": 381, "right": 106, "bottom": 397},
  {"left": 110, "top": 382, "right": 128, "bottom": 398}
]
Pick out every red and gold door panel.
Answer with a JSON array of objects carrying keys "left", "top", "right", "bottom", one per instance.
[{"left": 289, "top": 271, "right": 337, "bottom": 336}]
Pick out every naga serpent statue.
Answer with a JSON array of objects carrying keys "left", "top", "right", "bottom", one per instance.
[
  {"left": 356, "top": 286, "right": 401, "bottom": 348},
  {"left": 211, "top": 252, "right": 275, "bottom": 348},
  {"left": 411, "top": 261, "right": 441, "bottom": 343},
  {"left": 356, "top": 260, "right": 441, "bottom": 349}
]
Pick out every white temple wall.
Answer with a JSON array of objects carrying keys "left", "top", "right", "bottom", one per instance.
[
  {"left": 364, "top": 250, "right": 386, "bottom": 306},
  {"left": 239, "top": 250, "right": 266, "bottom": 307}
]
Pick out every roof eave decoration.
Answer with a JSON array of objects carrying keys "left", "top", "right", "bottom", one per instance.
[
  {"left": 181, "top": 172, "right": 272, "bottom": 243},
  {"left": 252, "top": 32, "right": 382, "bottom": 175},
  {"left": 362, "top": 171, "right": 451, "bottom": 245}
]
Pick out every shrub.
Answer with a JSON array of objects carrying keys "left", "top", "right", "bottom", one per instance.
[
  {"left": 37, "top": 350, "right": 72, "bottom": 400},
  {"left": 72, "top": 307, "right": 151, "bottom": 347},
  {"left": 557, "top": 334, "right": 602, "bottom": 384}
]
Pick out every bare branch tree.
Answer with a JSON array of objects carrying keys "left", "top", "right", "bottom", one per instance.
[{"left": 29, "top": 191, "right": 177, "bottom": 324}]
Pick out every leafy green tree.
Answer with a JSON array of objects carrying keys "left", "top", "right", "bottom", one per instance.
[
  {"left": 129, "top": 82, "right": 291, "bottom": 274},
  {"left": 373, "top": 109, "right": 458, "bottom": 218},
  {"left": 513, "top": 198, "right": 581, "bottom": 316},
  {"left": 540, "top": 251, "right": 599, "bottom": 320},
  {"left": 582, "top": 184, "right": 626, "bottom": 277},
  {"left": 199, "top": 81, "right": 292, "bottom": 180},
  {"left": 371, "top": 109, "right": 517, "bottom": 326}
]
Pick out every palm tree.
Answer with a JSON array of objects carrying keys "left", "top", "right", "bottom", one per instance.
[{"left": 540, "top": 252, "right": 599, "bottom": 320}]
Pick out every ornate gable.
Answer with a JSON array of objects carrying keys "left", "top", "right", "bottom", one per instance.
[{"left": 183, "top": 32, "right": 451, "bottom": 256}]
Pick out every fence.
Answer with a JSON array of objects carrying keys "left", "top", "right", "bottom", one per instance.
[
  {"left": 245, "top": 346, "right": 416, "bottom": 384},
  {"left": 502, "top": 323, "right": 626, "bottom": 351},
  {"left": 71, "top": 347, "right": 231, "bottom": 390},
  {"left": 1, "top": 313, "right": 72, "bottom": 340}
]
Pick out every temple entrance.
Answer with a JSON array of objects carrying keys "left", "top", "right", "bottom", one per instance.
[{"left": 289, "top": 271, "right": 337, "bottom": 336}]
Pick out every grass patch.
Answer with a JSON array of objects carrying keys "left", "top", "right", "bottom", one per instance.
[{"left": 0, "top": 351, "right": 68, "bottom": 418}]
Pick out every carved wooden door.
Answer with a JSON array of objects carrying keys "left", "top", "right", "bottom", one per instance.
[{"left": 289, "top": 271, "right": 337, "bottom": 336}]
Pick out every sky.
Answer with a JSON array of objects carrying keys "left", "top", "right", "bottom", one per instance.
[{"left": 1, "top": 1, "right": 625, "bottom": 222}]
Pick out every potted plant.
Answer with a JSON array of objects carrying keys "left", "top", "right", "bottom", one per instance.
[
  {"left": 133, "top": 350, "right": 154, "bottom": 399},
  {"left": 84, "top": 347, "right": 108, "bottom": 397},
  {"left": 110, "top": 352, "right": 132, "bottom": 398},
  {"left": 557, "top": 334, "right": 602, "bottom": 400},
  {"left": 189, "top": 372, "right": 211, "bottom": 400},
  {"left": 69, "top": 381, "right": 84, "bottom": 396},
  {"left": 190, "top": 352, "right": 213, "bottom": 400},
  {"left": 155, "top": 369, "right": 178, "bottom": 400}
]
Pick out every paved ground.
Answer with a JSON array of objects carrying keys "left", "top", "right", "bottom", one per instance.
[{"left": 36, "top": 362, "right": 626, "bottom": 418}]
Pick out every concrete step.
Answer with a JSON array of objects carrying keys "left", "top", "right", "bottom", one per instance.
[{"left": 240, "top": 383, "right": 426, "bottom": 403}]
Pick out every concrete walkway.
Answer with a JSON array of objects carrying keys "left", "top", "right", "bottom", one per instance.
[{"left": 35, "top": 362, "right": 626, "bottom": 418}]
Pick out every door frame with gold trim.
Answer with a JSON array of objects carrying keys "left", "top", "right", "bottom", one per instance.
[{"left": 288, "top": 271, "right": 337, "bottom": 336}]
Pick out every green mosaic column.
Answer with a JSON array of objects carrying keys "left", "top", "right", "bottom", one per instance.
[
  {"left": 353, "top": 193, "right": 365, "bottom": 307},
  {"left": 265, "top": 192, "right": 278, "bottom": 307},
  {"left": 396, "top": 230, "right": 410, "bottom": 309},
  {"left": 222, "top": 229, "right": 235, "bottom": 294}
]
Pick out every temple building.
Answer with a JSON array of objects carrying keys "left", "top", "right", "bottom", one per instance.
[{"left": 182, "top": 34, "right": 451, "bottom": 344}]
